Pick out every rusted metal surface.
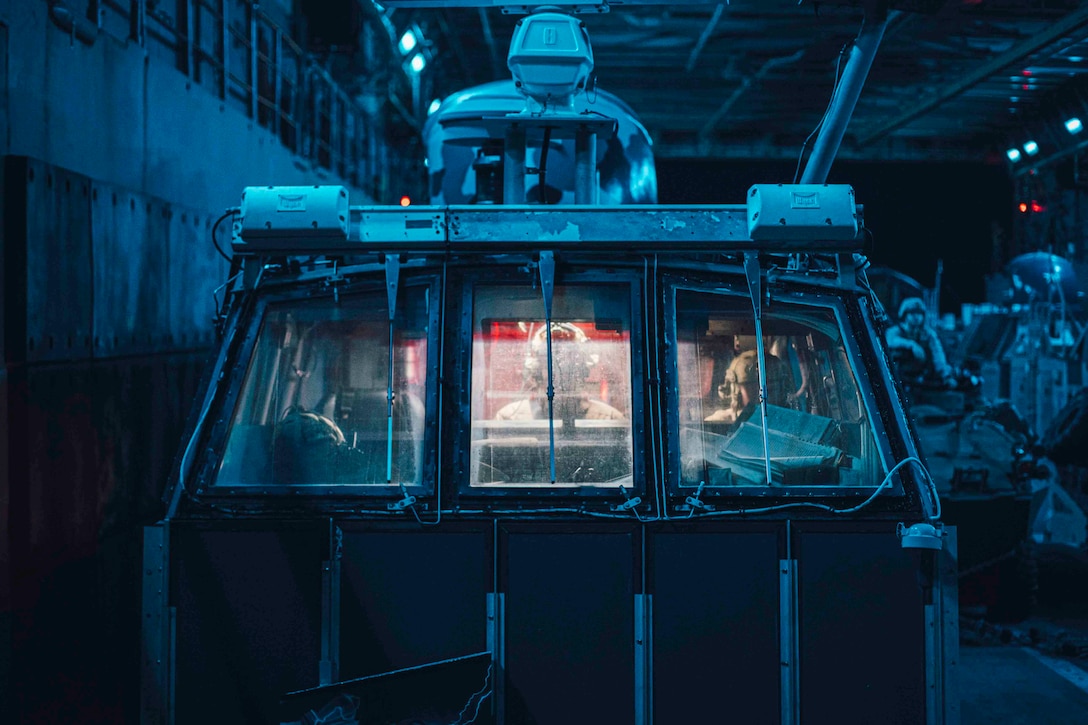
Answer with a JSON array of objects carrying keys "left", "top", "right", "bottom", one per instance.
[{"left": 6, "top": 351, "right": 209, "bottom": 723}]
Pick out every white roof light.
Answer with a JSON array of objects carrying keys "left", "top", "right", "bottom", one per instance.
[
  {"left": 1066, "top": 117, "right": 1083, "bottom": 134},
  {"left": 410, "top": 53, "right": 426, "bottom": 73},
  {"left": 1006, "top": 148, "right": 1022, "bottom": 162},
  {"left": 399, "top": 30, "right": 417, "bottom": 55},
  {"left": 1023, "top": 140, "right": 1039, "bottom": 156}
]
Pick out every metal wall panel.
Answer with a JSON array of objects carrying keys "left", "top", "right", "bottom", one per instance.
[
  {"left": 502, "top": 525, "right": 638, "bottom": 725},
  {"left": 91, "top": 184, "right": 172, "bottom": 357},
  {"left": 649, "top": 527, "right": 782, "bottom": 725},
  {"left": 171, "top": 524, "right": 325, "bottom": 724},
  {"left": 796, "top": 525, "right": 925, "bottom": 725},
  {"left": 6, "top": 157, "right": 224, "bottom": 362},
  {"left": 22, "top": 158, "right": 94, "bottom": 363},
  {"left": 164, "top": 204, "right": 224, "bottom": 350},
  {"left": 339, "top": 526, "right": 490, "bottom": 679}
]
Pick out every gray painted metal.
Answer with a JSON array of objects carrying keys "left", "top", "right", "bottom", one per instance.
[
  {"left": 235, "top": 203, "right": 864, "bottom": 254},
  {"left": 940, "top": 527, "right": 960, "bottom": 725},
  {"left": 3, "top": 3, "right": 370, "bottom": 212},
  {"left": 800, "top": 11, "right": 892, "bottom": 185},
  {"left": 140, "top": 524, "right": 172, "bottom": 725},
  {"left": 488, "top": 592, "right": 506, "bottom": 724},
  {"left": 22, "top": 160, "right": 94, "bottom": 363},
  {"left": 320, "top": 522, "right": 342, "bottom": 686},
  {"left": 503, "top": 126, "right": 527, "bottom": 204},
  {"left": 779, "top": 558, "right": 800, "bottom": 725},
  {"left": 633, "top": 593, "right": 649, "bottom": 725},
  {"left": 10, "top": 158, "right": 223, "bottom": 362},
  {"left": 91, "top": 183, "right": 170, "bottom": 356},
  {"left": 448, "top": 206, "right": 755, "bottom": 247}
]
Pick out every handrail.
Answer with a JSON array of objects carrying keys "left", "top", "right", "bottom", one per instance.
[{"left": 91, "top": 0, "right": 415, "bottom": 201}]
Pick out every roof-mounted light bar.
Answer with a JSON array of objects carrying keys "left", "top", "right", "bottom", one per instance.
[{"left": 231, "top": 185, "right": 863, "bottom": 255}]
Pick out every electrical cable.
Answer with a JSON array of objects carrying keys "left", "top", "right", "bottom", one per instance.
[
  {"left": 454, "top": 662, "right": 493, "bottom": 725},
  {"left": 689, "top": 455, "right": 939, "bottom": 519},
  {"left": 793, "top": 41, "right": 851, "bottom": 184},
  {"left": 211, "top": 209, "right": 236, "bottom": 262}
]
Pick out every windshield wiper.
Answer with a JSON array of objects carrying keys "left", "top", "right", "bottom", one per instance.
[
  {"left": 385, "top": 254, "right": 400, "bottom": 485},
  {"left": 539, "top": 251, "right": 558, "bottom": 484},
  {"left": 744, "top": 252, "right": 775, "bottom": 486}
]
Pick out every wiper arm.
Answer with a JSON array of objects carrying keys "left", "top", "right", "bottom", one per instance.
[
  {"left": 744, "top": 252, "right": 774, "bottom": 486},
  {"left": 385, "top": 255, "right": 400, "bottom": 485},
  {"left": 539, "top": 251, "right": 558, "bottom": 484}
]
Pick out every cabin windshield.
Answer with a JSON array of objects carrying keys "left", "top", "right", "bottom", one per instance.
[
  {"left": 674, "top": 288, "right": 885, "bottom": 489},
  {"left": 217, "top": 288, "right": 431, "bottom": 487},
  {"left": 469, "top": 284, "right": 634, "bottom": 488}
]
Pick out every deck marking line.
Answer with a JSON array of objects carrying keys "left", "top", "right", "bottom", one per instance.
[{"left": 1023, "top": 647, "right": 1088, "bottom": 695}]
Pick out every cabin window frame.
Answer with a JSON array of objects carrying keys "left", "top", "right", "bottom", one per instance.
[
  {"left": 662, "top": 277, "right": 903, "bottom": 502},
  {"left": 200, "top": 273, "right": 442, "bottom": 499},
  {"left": 453, "top": 268, "right": 648, "bottom": 501}
]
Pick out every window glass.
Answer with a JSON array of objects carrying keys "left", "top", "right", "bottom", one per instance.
[
  {"left": 675, "top": 290, "right": 883, "bottom": 489},
  {"left": 470, "top": 285, "right": 633, "bottom": 487},
  {"left": 217, "top": 289, "right": 429, "bottom": 487}
]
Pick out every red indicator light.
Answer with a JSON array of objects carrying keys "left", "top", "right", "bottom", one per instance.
[
  {"left": 1031, "top": 201, "right": 1044, "bottom": 213},
  {"left": 1018, "top": 202, "right": 1028, "bottom": 213},
  {"left": 399, "top": 196, "right": 411, "bottom": 207}
]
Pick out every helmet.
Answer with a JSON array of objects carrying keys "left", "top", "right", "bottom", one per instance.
[
  {"left": 898, "top": 297, "right": 926, "bottom": 320},
  {"left": 719, "top": 349, "right": 794, "bottom": 410},
  {"left": 524, "top": 322, "right": 596, "bottom": 389},
  {"left": 725, "top": 350, "right": 761, "bottom": 385}
]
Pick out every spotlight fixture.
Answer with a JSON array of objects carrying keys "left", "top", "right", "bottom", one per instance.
[
  {"left": 1023, "top": 140, "right": 1039, "bottom": 156},
  {"left": 399, "top": 30, "right": 418, "bottom": 55},
  {"left": 1007, "top": 148, "right": 1022, "bottom": 162},
  {"left": 409, "top": 53, "right": 426, "bottom": 73},
  {"left": 1066, "top": 117, "right": 1083, "bottom": 134}
]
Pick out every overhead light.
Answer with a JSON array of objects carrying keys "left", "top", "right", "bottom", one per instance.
[
  {"left": 427, "top": 98, "right": 442, "bottom": 115},
  {"left": 1066, "top": 117, "right": 1083, "bottom": 134},
  {"left": 1007, "top": 148, "right": 1022, "bottom": 162},
  {"left": 409, "top": 53, "right": 426, "bottom": 73},
  {"left": 1023, "top": 140, "right": 1039, "bottom": 156},
  {"left": 399, "top": 30, "right": 418, "bottom": 55}
]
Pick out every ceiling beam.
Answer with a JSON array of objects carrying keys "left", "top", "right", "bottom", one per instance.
[{"left": 857, "top": 5, "right": 1088, "bottom": 146}]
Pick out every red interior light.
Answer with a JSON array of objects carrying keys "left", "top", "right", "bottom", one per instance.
[
  {"left": 1018, "top": 202, "right": 1028, "bottom": 213},
  {"left": 399, "top": 196, "right": 411, "bottom": 207}
]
